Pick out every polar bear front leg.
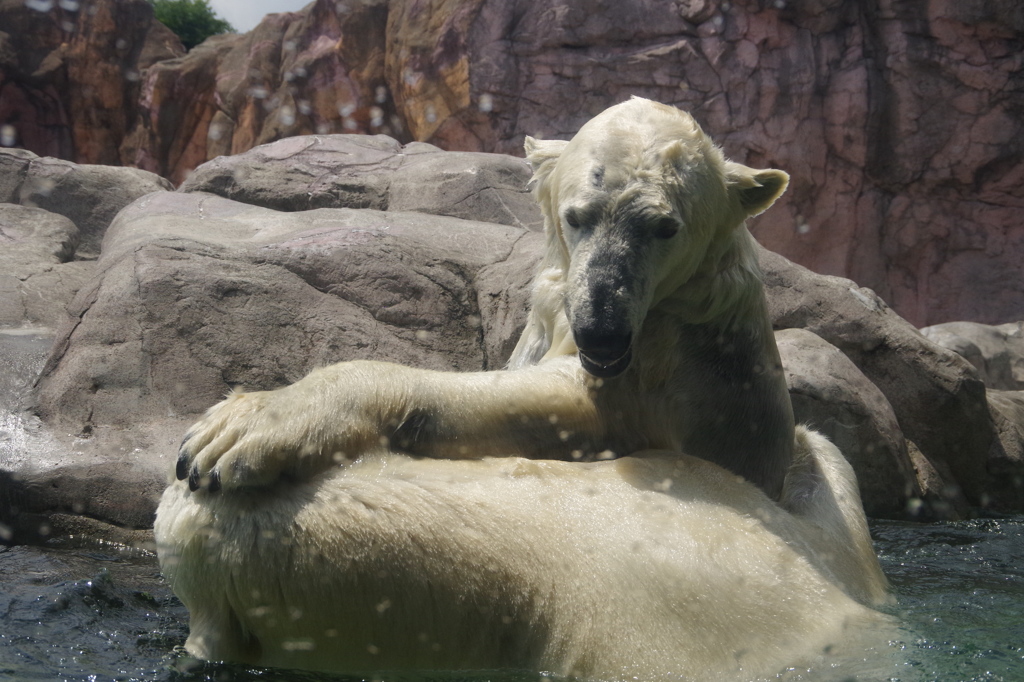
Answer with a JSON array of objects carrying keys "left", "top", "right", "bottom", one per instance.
[
  {"left": 177, "top": 360, "right": 414, "bottom": 490},
  {"left": 178, "top": 356, "right": 603, "bottom": 490}
]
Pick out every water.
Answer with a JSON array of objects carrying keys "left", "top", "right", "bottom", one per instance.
[
  {"left": 874, "top": 516, "right": 1024, "bottom": 681},
  {"left": 0, "top": 516, "right": 1022, "bottom": 682}
]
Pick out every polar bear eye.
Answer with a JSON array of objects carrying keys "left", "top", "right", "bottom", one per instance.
[
  {"left": 653, "top": 217, "right": 680, "bottom": 240},
  {"left": 564, "top": 210, "right": 582, "bottom": 230}
]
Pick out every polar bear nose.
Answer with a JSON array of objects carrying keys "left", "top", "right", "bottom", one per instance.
[{"left": 574, "top": 326, "right": 633, "bottom": 379}]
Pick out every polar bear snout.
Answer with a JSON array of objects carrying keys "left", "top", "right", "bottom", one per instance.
[
  {"left": 572, "top": 317, "right": 634, "bottom": 378},
  {"left": 566, "top": 245, "right": 646, "bottom": 379},
  {"left": 576, "top": 334, "right": 633, "bottom": 378}
]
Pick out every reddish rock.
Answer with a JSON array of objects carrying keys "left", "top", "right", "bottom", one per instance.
[
  {"left": 112, "top": 0, "right": 1024, "bottom": 326},
  {"left": 0, "top": 0, "right": 183, "bottom": 163},
  {"left": 433, "top": 0, "right": 1024, "bottom": 328},
  {"left": 5, "top": 0, "right": 1022, "bottom": 325},
  {"left": 121, "top": 1, "right": 397, "bottom": 184}
]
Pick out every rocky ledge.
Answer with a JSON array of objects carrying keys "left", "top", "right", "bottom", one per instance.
[{"left": 1, "top": 138, "right": 1022, "bottom": 545}]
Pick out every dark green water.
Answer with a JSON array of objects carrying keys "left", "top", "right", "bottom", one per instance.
[
  {"left": 872, "top": 516, "right": 1024, "bottom": 682},
  {"left": 1, "top": 516, "right": 1021, "bottom": 682}
]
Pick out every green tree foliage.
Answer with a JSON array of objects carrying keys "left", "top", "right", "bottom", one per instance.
[{"left": 150, "top": 0, "right": 235, "bottom": 50}]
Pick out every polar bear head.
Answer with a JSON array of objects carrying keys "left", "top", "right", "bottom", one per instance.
[{"left": 524, "top": 98, "right": 789, "bottom": 378}]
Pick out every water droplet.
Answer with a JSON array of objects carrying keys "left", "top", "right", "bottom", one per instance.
[
  {"left": 338, "top": 103, "right": 356, "bottom": 117},
  {"left": 280, "top": 105, "right": 295, "bottom": 126},
  {"left": 425, "top": 103, "right": 437, "bottom": 123},
  {"left": 0, "top": 124, "right": 16, "bottom": 147},
  {"left": 26, "top": 177, "right": 57, "bottom": 197},
  {"left": 59, "top": 0, "right": 78, "bottom": 10},
  {"left": 375, "top": 85, "right": 388, "bottom": 103},
  {"left": 282, "top": 638, "right": 315, "bottom": 651},
  {"left": 249, "top": 85, "right": 269, "bottom": 99},
  {"left": 24, "top": 0, "right": 54, "bottom": 12},
  {"left": 208, "top": 123, "right": 224, "bottom": 141},
  {"left": 478, "top": 93, "right": 493, "bottom": 112},
  {"left": 369, "top": 106, "right": 384, "bottom": 127}
]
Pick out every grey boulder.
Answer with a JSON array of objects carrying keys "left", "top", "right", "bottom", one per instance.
[
  {"left": 921, "top": 321, "right": 1024, "bottom": 391},
  {"left": 775, "top": 328, "right": 922, "bottom": 517},
  {"left": 0, "top": 148, "right": 173, "bottom": 256},
  {"left": 178, "top": 134, "right": 543, "bottom": 231},
  {"left": 26, "top": 192, "right": 541, "bottom": 527},
  {"left": 760, "top": 245, "right": 1018, "bottom": 512},
  {"left": 0, "top": 204, "right": 94, "bottom": 329}
]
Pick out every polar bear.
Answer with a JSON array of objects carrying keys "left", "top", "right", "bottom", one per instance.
[
  {"left": 175, "top": 97, "right": 795, "bottom": 499},
  {"left": 157, "top": 98, "right": 893, "bottom": 679}
]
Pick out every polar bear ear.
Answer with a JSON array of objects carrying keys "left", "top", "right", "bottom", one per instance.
[
  {"left": 524, "top": 137, "right": 569, "bottom": 189},
  {"left": 724, "top": 161, "right": 790, "bottom": 217}
]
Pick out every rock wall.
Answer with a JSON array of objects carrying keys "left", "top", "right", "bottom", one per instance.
[
  {"left": 0, "top": 0, "right": 183, "bottom": 163},
  {"left": 2, "top": 137, "right": 1022, "bottom": 534},
  {"left": 2, "top": 0, "right": 1022, "bottom": 326}
]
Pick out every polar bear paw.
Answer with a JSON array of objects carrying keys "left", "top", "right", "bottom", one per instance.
[{"left": 176, "top": 389, "right": 338, "bottom": 491}]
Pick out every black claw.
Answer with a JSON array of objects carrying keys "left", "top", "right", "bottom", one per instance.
[
  {"left": 176, "top": 433, "right": 193, "bottom": 481},
  {"left": 208, "top": 469, "right": 221, "bottom": 493},
  {"left": 188, "top": 466, "right": 201, "bottom": 492},
  {"left": 176, "top": 452, "right": 189, "bottom": 481}
]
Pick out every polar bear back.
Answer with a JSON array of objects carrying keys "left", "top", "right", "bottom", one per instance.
[{"left": 156, "top": 447, "right": 893, "bottom": 680}]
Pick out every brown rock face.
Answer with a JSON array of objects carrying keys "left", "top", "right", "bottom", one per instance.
[
  {"left": 0, "top": 0, "right": 183, "bottom": 163},
  {"left": 118, "top": 0, "right": 1023, "bottom": 326},
  {"left": 121, "top": 2, "right": 397, "bottom": 184},
  {"left": 4, "top": 0, "right": 1022, "bottom": 325},
  {"left": 442, "top": 0, "right": 1024, "bottom": 328}
]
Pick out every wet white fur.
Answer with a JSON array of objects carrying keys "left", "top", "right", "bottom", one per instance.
[
  {"left": 156, "top": 428, "right": 891, "bottom": 680},
  {"left": 158, "top": 98, "right": 892, "bottom": 679}
]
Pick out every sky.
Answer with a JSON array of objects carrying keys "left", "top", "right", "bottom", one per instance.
[{"left": 208, "top": 0, "right": 313, "bottom": 34}]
